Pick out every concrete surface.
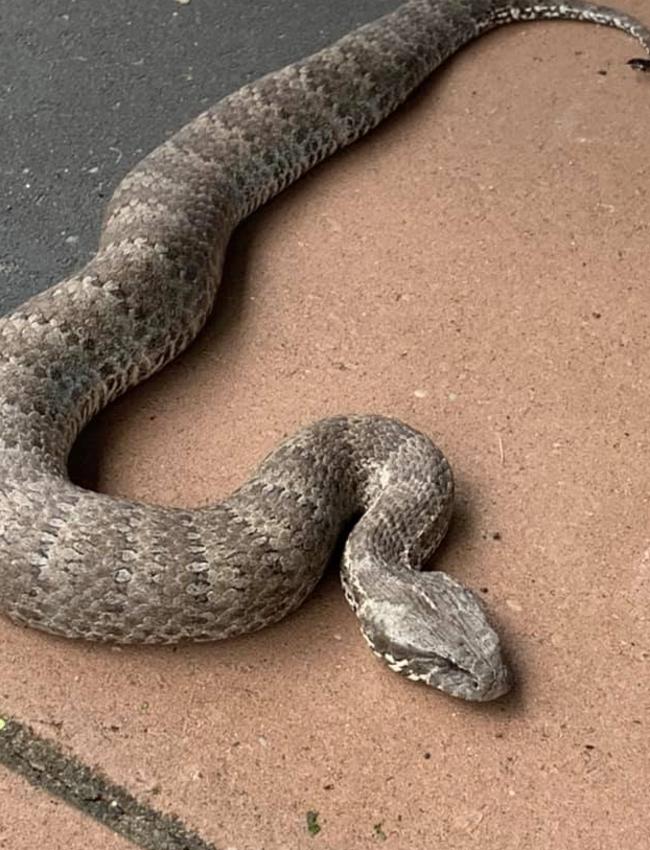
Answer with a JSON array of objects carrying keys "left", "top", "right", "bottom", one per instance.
[{"left": 1, "top": 1, "right": 649, "bottom": 848}]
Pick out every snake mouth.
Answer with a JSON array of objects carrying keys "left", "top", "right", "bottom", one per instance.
[
  {"left": 427, "top": 656, "right": 512, "bottom": 702},
  {"left": 388, "top": 650, "right": 511, "bottom": 702},
  {"left": 377, "top": 640, "right": 512, "bottom": 702}
]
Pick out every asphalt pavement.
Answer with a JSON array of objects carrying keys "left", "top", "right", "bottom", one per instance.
[{"left": 0, "top": 0, "right": 395, "bottom": 314}]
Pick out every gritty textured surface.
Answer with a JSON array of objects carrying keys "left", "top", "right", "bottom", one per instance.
[
  {"left": 1, "top": 0, "right": 650, "bottom": 848},
  {"left": 0, "top": 766, "right": 135, "bottom": 850},
  {"left": 0, "top": 717, "right": 216, "bottom": 850}
]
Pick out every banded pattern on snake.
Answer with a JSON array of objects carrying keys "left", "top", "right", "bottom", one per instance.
[{"left": 1, "top": 1, "right": 648, "bottom": 701}]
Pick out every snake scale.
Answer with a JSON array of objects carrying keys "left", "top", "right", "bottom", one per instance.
[{"left": 1, "top": 1, "right": 648, "bottom": 702}]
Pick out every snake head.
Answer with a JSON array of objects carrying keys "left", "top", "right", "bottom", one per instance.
[{"left": 356, "top": 569, "right": 511, "bottom": 701}]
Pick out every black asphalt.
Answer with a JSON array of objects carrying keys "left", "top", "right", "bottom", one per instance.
[
  {"left": 0, "top": 1, "right": 396, "bottom": 846},
  {"left": 0, "top": 0, "right": 395, "bottom": 314}
]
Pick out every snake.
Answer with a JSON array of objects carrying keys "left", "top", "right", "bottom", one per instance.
[{"left": 0, "top": 1, "right": 648, "bottom": 703}]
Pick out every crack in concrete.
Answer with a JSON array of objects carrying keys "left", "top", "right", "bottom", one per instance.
[{"left": 0, "top": 715, "right": 219, "bottom": 850}]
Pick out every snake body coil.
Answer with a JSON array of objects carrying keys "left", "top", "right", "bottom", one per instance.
[{"left": 1, "top": 1, "right": 649, "bottom": 701}]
